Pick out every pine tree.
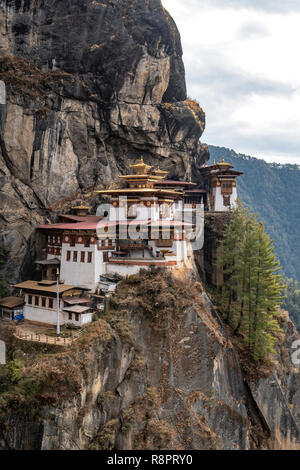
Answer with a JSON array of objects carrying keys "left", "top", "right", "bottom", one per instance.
[
  {"left": 218, "top": 209, "right": 246, "bottom": 324},
  {"left": 218, "top": 205, "right": 284, "bottom": 362},
  {"left": 249, "top": 223, "right": 283, "bottom": 360}
]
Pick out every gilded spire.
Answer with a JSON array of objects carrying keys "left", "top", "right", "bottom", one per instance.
[
  {"left": 130, "top": 156, "right": 152, "bottom": 175},
  {"left": 219, "top": 157, "right": 231, "bottom": 166}
]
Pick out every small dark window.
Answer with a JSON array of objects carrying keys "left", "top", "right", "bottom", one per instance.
[
  {"left": 81, "top": 252, "right": 85, "bottom": 263},
  {"left": 75, "top": 313, "right": 79, "bottom": 322},
  {"left": 87, "top": 252, "right": 92, "bottom": 263},
  {"left": 66, "top": 251, "right": 71, "bottom": 261},
  {"left": 73, "top": 251, "right": 78, "bottom": 262},
  {"left": 84, "top": 237, "right": 90, "bottom": 248},
  {"left": 28, "top": 295, "right": 32, "bottom": 305},
  {"left": 70, "top": 236, "right": 76, "bottom": 247},
  {"left": 42, "top": 297, "right": 46, "bottom": 307},
  {"left": 68, "top": 313, "right": 72, "bottom": 321},
  {"left": 35, "top": 296, "right": 39, "bottom": 306},
  {"left": 49, "top": 298, "right": 53, "bottom": 309}
]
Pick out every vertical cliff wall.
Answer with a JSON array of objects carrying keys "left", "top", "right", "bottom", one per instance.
[
  {"left": 1, "top": 270, "right": 300, "bottom": 450},
  {"left": 0, "top": 0, "right": 209, "bottom": 281},
  {"left": 0, "top": 270, "right": 254, "bottom": 450}
]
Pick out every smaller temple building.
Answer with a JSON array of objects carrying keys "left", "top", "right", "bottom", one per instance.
[
  {"left": 199, "top": 159, "right": 243, "bottom": 212},
  {"left": 0, "top": 296, "right": 24, "bottom": 321},
  {"left": 13, "top": 280, "right": 91, "bottom": 327}
]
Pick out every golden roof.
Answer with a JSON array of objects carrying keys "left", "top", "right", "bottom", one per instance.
[
  {"left": 119, "top": 175, "right": 164, "bottom": 181},
  {"left": 72, "top": 200, "right": 91, "bottom": 210},
  {"left": 218, "top": 157, "right": 231, "bottom": 166},
  {"left": 95, "top": 188, "right": 183, "bottom": 196},
  {"left": 153, "top": 168, "right": 168, "bottom": 176},
  {"left": 130, "top": 156, "right": 152, "bottom": 175}
]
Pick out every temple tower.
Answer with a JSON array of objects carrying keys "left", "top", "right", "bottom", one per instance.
[{"left": 199, "top": 158, "right": 243, "bottom": 212}]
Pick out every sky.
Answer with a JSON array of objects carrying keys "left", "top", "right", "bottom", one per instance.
[{"left": 162, "top": 0, "right": 300, "bottom": 164}]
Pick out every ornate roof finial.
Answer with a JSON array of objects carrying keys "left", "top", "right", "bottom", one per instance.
[
  {"left": 130, "top": 156, "right": 152, "bottom": 175},
  {"left": 219, "top": 157, "right": 231, "bottom": 166}
]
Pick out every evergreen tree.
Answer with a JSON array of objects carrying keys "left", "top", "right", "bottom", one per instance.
[{"left": 218, "top": 205, "right": 284, "bottom": 361}]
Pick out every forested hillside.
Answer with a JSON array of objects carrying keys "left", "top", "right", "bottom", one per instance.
[{"left": 208, "top": 145, "right": 300, "bottom": 282}]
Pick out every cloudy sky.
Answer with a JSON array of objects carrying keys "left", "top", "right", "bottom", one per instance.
[{"left": 162, "top": 0, "right": 300, "bottom": 164}]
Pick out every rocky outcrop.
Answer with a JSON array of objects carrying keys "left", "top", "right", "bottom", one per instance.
[
  {"left": 248, "top": 311, "right": 300, "bottom": 449},
  {"left": 1, "top": 270, "right": 299, "bottom": 450},
  {"left": 0, "top": 0, "right": 209, "bottom": 281},
  {"left": 0, "top": 270, "right": 251, "bottom": 450}
]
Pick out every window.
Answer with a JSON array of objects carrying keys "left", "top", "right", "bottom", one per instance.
[
  {"left": 68, "top": 313, "right": 72, "bottom": 321},
  {"left": 66, "top": 250, "right": 71, "bottom": 261},
  {"left": 73, "top": 251, "right": 78, "bottom": 262},
  {"left": 84, "top": 237, "right": 90, "bottom": 248},
  {"left": 42, "top": 297, "right": 46, "bottom": 307},
  {"left": 81, "top": 252, "right": 85, "bottom": 263},
  {"left": 35, "top": 296, "right": 39, "bottom": 306},
  {"left": 75, "top": 313, "right": 79, "bottom": 322},
  {"left": 70, "top": 236, "right": 76, "bottom": 247},
  {"left": 28, "top": 295, "right": 32, "bottom": 305},
  {"left": 49, "top": 298, "right": 53, "bottom": 309},
  {"left": 87, "top": 252, "right": 92, "bottom": 263}
]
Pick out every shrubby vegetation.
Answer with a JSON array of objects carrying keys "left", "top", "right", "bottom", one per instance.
[{"left": 217, "top": 205, "right": 284, "bottom": 361}]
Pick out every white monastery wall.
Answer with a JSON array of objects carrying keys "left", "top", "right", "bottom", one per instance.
[{"left": 60, "top": 243, "right": 105, "bottom": 290}]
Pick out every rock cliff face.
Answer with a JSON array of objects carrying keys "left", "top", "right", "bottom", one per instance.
[
  {"left": 1, "top": 0, "right": 300, "bottom": 452},
  {"left": 0, "top": 0, "right": 208, "bottom": 281},
  {"left": 0, "top": 270, "right": 258, "bottom": 450},
  {"left": 1, "top": 270, "right": 300, "bottom": 450}
]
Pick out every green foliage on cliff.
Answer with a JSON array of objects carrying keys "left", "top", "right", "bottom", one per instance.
[
  {"left": 218, "top": 205, "right": 284, "bottom": 361},
  {"left": 282, "top": 278, "right": 300, "bottom": 332},
  {"left": 208, "top": 145, "right": 300, "bottom": 282}
]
